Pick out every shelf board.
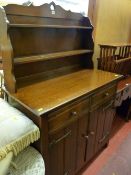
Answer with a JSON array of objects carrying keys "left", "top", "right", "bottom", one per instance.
[
  {"left": 14, "top": 50, "right": 93, "bottom": 65},
  {"left": 8, "top": 23, "right": 92, "bottom": 30}
]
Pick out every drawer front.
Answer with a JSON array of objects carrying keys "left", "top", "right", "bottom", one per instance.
[
  {"left": 48, "top": 98, "right": 89, "bottom": 135},
  {"left": 91, "top": 84, "right": 116, "bottom": 109}
]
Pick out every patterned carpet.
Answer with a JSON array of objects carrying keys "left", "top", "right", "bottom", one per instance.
[{"left": 97, "top": 133, "right": 131, "bottom": 175}]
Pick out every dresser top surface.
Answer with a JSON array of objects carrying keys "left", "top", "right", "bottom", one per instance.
[{"left": 7, "top": 69, "right": 122, "bottom": 115}]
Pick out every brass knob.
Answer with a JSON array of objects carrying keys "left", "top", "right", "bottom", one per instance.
[
  {"left": 84, "top": 135, "right": 89, "bottom": 140},
  {"left": 71, "top": 111, "right": 77, "bottom": 117},
  {"left": 90, "top": 131, "right": 95, "bottom": 135},
  {"left": 105, "top": 92, "right": 109, "bottom": 97}
]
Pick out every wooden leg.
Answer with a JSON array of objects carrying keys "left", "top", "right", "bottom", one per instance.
[
  {"left": 104, "top": 142, "right": 109, "bottom": 148},
  {"left": 126, "top": 104, "right": 131, "bottom": 121}
]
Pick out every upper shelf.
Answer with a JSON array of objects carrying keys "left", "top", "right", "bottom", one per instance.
[
  {"left": 8, "top": 23, "right": 92, "bottom": 30},
  {"left": 14, "top": 49, "right": 93, "bottom": 65}
]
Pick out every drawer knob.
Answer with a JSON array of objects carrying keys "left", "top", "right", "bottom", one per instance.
[
  {"left": 84, "top": 135, "right": 89, "bottom": 140},
  {"left": 105, "top": 92, "right": 109, "bottom": 97},
  {"left": 71, "top": 111, "right": 77, "bottom": 117},
  {"left": 64, "top": 172, "right": 69, "bottom": 175}
]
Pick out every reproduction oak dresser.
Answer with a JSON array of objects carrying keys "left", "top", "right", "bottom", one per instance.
[{"left": 0, "top": 2, "right": 122, "bottom": 175}]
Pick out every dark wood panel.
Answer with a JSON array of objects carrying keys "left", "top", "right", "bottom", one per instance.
[
  {"left": 93, "top": 101, "right": 115, "bottom": 155},
  {"left": 6, "top": 15, "right": 82, "bottom": 26},
  {"left": 49, "top": 129, "right": 65, "bottom": 175},
  {"left": 48, "top": 98, "right": 89, "bottom": 135},
  {"left": 86, "top": 110, "right": 98, "bottom": 162},
  {"left": 102, "top": 107, "right": 115, "bottom": 145},
  {"left": 8, "top": 23, "right": 92, "bottom": 29},
  {"left": 4, "top": 2, "right": 85, "bottom": 20},
  {"left": 64, "top": 124, "right": 77, "bottom": 175},
  {"left": 16, "top": 65, "right": 82, "bottom": 88},
  {"left": 9, "top": 27, "right": 83, "bottom": 57},
  {"left": 14, "top": 55, "right": 82, "bottom": 78},
  {"left": 91, "top": 84, "right": 116, "bottom": 110},
  {"left": 49, "top": 122, "right": 77, "bottom": 175},
  {"left": 94, "top": 108, "right": 106, "bottom": 154},
  {"left": 14, "top": 50, "right": 93, "bottom": 65},
  {"left": 1, "top": 2, "right": 94, "bottom": 93},
  {"left": 75, "top": 114, "right": 89, "bottom": 173}
]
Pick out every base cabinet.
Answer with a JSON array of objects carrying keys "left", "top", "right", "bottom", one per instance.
[
  {"left": 49, "top": 107, "right": 91, "bottom": 175},
  {"left": 48, "top": 114, "right": 90, "bottom": 175},
  {"left": 45, "top": 84, "right": 117, "bottom": 175}
]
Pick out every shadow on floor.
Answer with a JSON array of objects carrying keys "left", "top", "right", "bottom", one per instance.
[{"left": 111, "top": 115, "right": 126, "bottom": 138}]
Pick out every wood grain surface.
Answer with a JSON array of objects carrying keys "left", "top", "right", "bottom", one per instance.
[{"left": 7, "top": 69, "right": 122, "bottom": 115}]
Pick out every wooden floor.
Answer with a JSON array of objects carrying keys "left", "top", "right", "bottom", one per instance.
[{"left": 81, "top": 116, "right": 131, "bottom": 175}]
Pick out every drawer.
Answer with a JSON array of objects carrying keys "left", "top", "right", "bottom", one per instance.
[
  {"left": 91, "top": 84, "right": 116, "bottom": 109},
  {"left": 48, "top": 98, "right": 89, "bottom": 135}
]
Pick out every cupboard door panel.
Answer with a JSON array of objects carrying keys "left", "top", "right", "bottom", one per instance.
[
  {"left": 64, "top": 124, "right": 77, "bottom": 175},
  {"left": 49, "top": 130, "right": 65, "bottom": 175},
  {"left": 93, "top": 102, "right": 115, "bottom": 155},
  {"left": 86, "top": 111, "right": 98, "bottom": 162},
  {"left": 49, "top": 122, "right": 77, "bottom": 175},
  {"left": 101, "top": 107, "right": 115, "bottom": 146},
  {"left": 94, "top": 108, "right": 107, "bottom": 154},
  {"left": 75, "top": 115, "right": 89, "bottom": 173},
  {"left": 87, "top": 98, "right": 115, "bottom": 161}
]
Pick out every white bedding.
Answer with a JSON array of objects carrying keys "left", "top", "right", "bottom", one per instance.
[{"left": 0, "top": 98, "right": 40, "bottom": 160}]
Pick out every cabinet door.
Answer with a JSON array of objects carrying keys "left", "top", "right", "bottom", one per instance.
[
  {"left": 87, "top": 100, "right": 115, "bottom": 160},
  {"left": 94, "top": 101, "right": 115, "bottom": 155},
  {"left": 75, "top": 114, "right": 89, "bottom": 173},
  {"left": 49, "top": 122, "right": 77, "bottom": 175},
  {"left": 99, "top": 104, "right": 115, "bottom": 148},
  {"left": 85, "top": 110, "right": 98, "bottom": 162}
]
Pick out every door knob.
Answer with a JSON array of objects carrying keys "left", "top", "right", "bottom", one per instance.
[
  {"left": 71, "top": 111, "right": 77, "bottom": 117},
  {"left": 84, "top": 135, "right": 89, "bottom": 140},
  {"left": 105, "top": 92, "right": 109, "bottom": 97},
  {"left": 64, "top": 171, "right": 69, "bottom": 175},
  {"left": 90, "top": 131, "right": 95, "bottom": 135}
]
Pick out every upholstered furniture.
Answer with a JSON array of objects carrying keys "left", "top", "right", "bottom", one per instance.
[
  {"left": 0, "top": 98, "right": 40, "bottom": 160},
  {"left": 0, "top": 97, "right": 45, "bottom": 175}
]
